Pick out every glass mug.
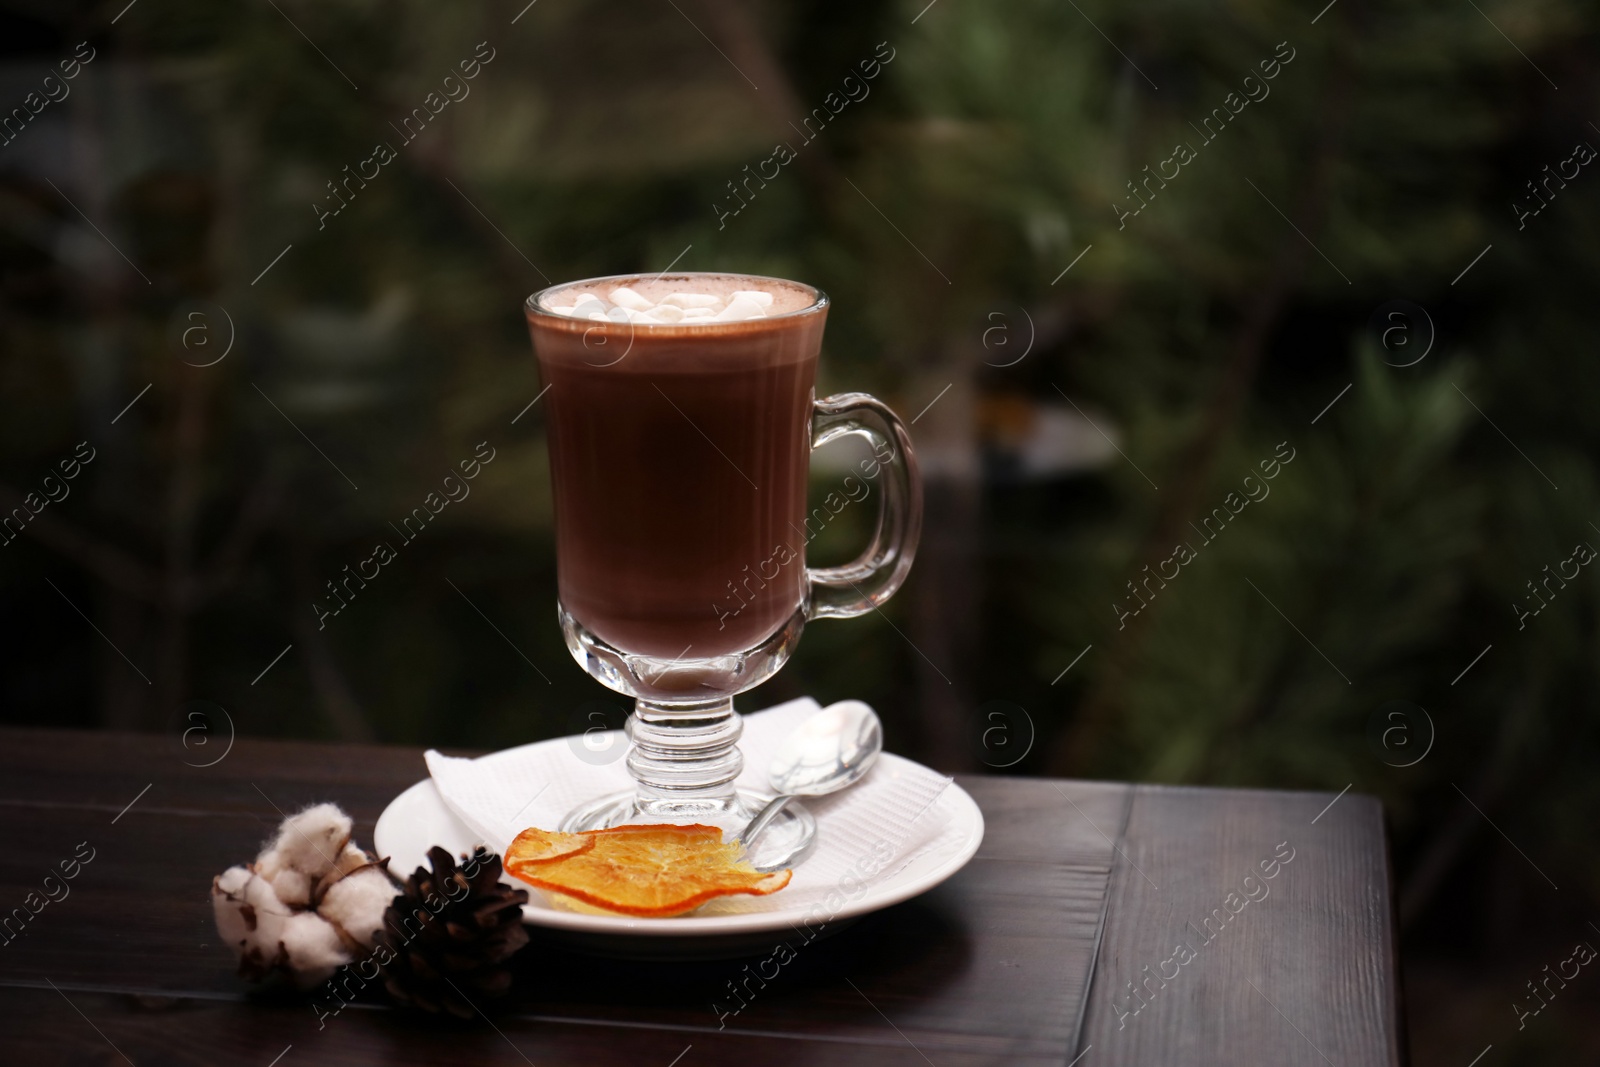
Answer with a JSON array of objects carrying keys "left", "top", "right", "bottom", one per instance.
[{"left": 524, "top": 272, "right": 921, "bottom": 868}]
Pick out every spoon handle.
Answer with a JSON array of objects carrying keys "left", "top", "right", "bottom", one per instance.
[{"left": 737, "top": 794, "right": 794, "bottom": 848}]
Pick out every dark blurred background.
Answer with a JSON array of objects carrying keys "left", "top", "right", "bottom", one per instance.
[{"left": 2, "top": 0, "right": 1598, "bottom": 1061}]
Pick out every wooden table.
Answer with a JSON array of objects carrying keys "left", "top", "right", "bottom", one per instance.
[{"left": 0, "top": 728, "right": 1402, "bottom": 1065}]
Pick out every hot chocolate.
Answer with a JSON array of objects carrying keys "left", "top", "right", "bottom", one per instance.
[{"left": 526, "top": 274, "right": 826, "bottom": 659}]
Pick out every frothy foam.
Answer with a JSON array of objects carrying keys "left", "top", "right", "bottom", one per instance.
[{"left": 537, "top": 274, "right": 816, "bottom": 326}]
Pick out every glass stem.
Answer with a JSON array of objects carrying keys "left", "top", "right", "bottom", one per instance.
[{"left": 627, "top": 698, "right": 744, "bottom": 816}]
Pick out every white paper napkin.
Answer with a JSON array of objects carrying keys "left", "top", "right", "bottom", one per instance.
[{"left": 424, "top": 697, "right": 952, "bottom": 913}]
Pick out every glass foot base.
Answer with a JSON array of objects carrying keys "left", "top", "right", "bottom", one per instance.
[{"left": 560, "top": 789, "right": 817, "bottom": 871}]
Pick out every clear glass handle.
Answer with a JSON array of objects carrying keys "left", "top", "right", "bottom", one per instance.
[{"left": 806, "top": 392, "right": 923, "bottom": 619}]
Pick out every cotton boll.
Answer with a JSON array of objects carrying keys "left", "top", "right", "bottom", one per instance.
[
  {"left": 731, "top": 290, "right": 774, "bottom": 307},
  {"left": 279, "top": 912, "right": 352, "bottom": 988},
  {"left": 212, "top": 866, "right": 254, "bottom": 948},
  {"left": 269, "top": 867, "right": 313, "bottom": 908},
  {"left": 211, "top": 803, "right": 403, "bottom": 987},
  {"left": 330, "top": 843, "right": 373, "bottom": 882},
  {"left": 310, "top": 842, "right": 377, "bottom": 903},
  {"left": 271, "top": 803, "right": 352, "bottom": 879},
  {"left": 242, "top": 871, "right": 292, "bottom": 957},
  {"left": 319, "top": 868, "right": 398, "bottom": 949},
  {"left": 243, "top": 867, "right": 290, "bottom": 915},
  {"left": 254, "top": 847, "right": 286, "bottom": 880},
  {"left": 248, "top": 923, "right": 286, "bottom": 958},
  {"left": 212, "top": 897, "right": 251, "bottom": 952},
  {"left": 215, "top": 865, "right": 251, "bottom": 896}
]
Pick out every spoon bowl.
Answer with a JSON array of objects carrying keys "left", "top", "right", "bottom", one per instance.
[{"left": 738, "top": 700, "right": 883, "bottom": 863}]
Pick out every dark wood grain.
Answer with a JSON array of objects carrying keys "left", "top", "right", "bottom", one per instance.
[
  {"left": 1076, "top": 784, "right": 1404, "bottom": 1066},
  {"left": 0, "top": 727, "right": 1399, "bottom": 1066}
]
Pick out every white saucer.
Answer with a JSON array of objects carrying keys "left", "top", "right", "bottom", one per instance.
[{"left": 373, "top": 743, "right": 984, "bottom": 959}]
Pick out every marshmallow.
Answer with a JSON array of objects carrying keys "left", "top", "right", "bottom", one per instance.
[
  {"left": 717, "top": 295, "right": 767, "bottom": 321},
  {"left": 608, "top": 287, "right": 653, "bottom": 310},
  {"left": 661, "top": 292, "right": 722, "bottom": 309},
  {"left": 543, "top": 287, "right": 776, "bottom": 325}
]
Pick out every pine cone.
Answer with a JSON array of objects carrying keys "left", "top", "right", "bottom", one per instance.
[{"left": 378, "top": 846, "right": 529, "bottom": 1018}]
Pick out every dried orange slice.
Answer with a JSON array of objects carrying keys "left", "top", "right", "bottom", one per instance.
[
  {"left": 503, "top": 823, "right": 791, "bottom": 917},
  {"left": 504, "top": 827, "right": 595, "bottom": 867}
]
